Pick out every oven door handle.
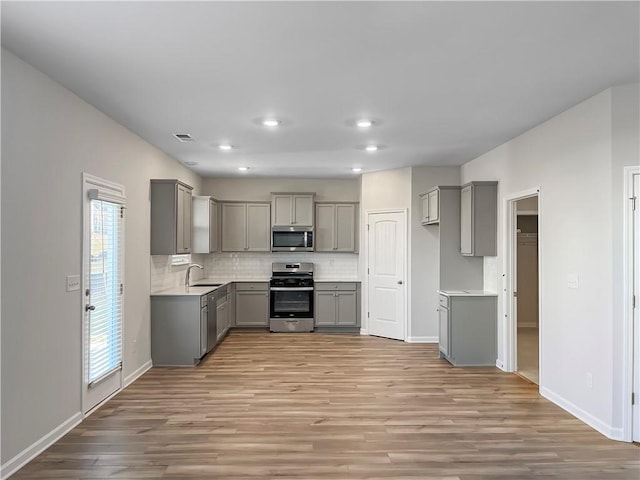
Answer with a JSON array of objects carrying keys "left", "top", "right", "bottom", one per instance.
[{"left": 269, "top": 287, "right": 314, "bottom": 291}]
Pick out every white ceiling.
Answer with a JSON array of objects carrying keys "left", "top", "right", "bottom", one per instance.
[{"left": 2, "top": 2, "right": 638, "bottom": 178}]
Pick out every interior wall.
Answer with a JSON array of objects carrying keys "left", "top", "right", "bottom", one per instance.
[
  {"left": 202, "top": 177, "right": 359, "bottom": 202},
  {"left": 1, "top": 50, "right": 203, "bottom": 466},
  {"left": 611, "top": 83, "right": 640, "bottom": 430},
  {"left": 359, "top": 168, "right": 412, "bottom": 334},
  {"left": 461, "top": 86, "right": 638, "bottom": 438},
  {"left": 410, "top": 166, "right": 460, "bottom": 340}
]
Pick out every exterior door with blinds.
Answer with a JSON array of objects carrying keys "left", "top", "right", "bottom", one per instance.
[{"left": 82, "top": 174, "right": 125, "bottom": 414}]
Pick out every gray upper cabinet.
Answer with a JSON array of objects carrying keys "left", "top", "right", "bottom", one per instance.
[
  {"left": 150, "top": 179, "right": 193, "bottom": 255},
  {"left": 221, "top": 202, "right": 270, "bottom": 252},
  {"left": 192, "top": 196, "right": 218, "bottom": 254},
  {"left": 271, "top": 193, "right": 314, "bottom": 226},
  {"left": 420, "top": 188, "right": 440, "bottom": 225},
  {"left": 460, "top": 181, "right": 498, "bottom": 256},
  {"left": 315, "top": 203, "right": 357, "bottom": 252}
]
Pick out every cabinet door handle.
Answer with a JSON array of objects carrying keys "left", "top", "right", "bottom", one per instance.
[
  {"left": 85, "top": 304, "right": 96, "bottom": 312},
  {"left": 397, "top": 280, "right": 403, "bottom": 285}
]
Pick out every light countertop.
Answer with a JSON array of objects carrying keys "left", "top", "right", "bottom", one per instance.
[
  {"left": 439, "top": 290, "right": 498, "bottom": 297},
  {"left": 152, "top": 277, "right": 360, "bottom": 296},
  {"left": 151, "top": 285, "right": 222, "bottom": 296},
  {"left": 314, "top": 279, "right": 361, "bottom": 283}
]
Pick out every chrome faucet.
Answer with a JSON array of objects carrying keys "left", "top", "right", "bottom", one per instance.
[{"left": 185, "top": 264, "right": 204, "bottom": 287}]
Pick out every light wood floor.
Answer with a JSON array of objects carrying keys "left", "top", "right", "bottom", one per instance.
[
  {"left": 14, "top": 332, "right": 640, "bottom": 479},
  {"left": 517, "top": 327, "right": 539, "bottom": 385}
]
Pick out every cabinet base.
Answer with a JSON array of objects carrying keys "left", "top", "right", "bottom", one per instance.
[{"left": 269, "top": 318, "right": 314, "bottom": 332}]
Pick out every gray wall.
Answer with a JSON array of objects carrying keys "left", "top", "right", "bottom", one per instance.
[
  {"left": 462, "top": 84, "right": 639, "bottom": 438},
  {"left": 611, "top": 83, "right": 640, "bottom": 429},
  {"left": 410, "top": 167, "right": 460, "bottom": 340},
  {"left": 359, "top": 168, "right": 412, "bottom": 334},
  {"left": 202, "top": 177, "right": 359, "bottom": 202},
  {"left": 1, "top": 50, "right": 203, "bottom": 465}
]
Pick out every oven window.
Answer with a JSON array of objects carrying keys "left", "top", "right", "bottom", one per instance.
[
  {"left": 272, "top": 231, "right": 308, "bottom": 248},
  {"left": 271, "top": 290, "right": 312, "bottom": 316}
]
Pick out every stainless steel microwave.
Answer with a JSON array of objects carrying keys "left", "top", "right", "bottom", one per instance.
[{"left": 271, "top": 227, "right": 314, "bottom": 252}]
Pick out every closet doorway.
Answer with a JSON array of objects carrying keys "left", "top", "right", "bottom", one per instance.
[{"left": 515, "top": 197, "right": 539, "bottom": 384}]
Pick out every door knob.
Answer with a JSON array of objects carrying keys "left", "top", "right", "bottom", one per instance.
[
  {"left": 85, "top": 304, "right": 96, "bottom": 312},
  {"left": 397, "top": 280, "right": 403, "bottom": 285}
]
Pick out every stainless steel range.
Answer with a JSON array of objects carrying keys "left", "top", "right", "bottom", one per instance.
[{"left": 269, "top": 262, "right": 314, "bottom": 332}]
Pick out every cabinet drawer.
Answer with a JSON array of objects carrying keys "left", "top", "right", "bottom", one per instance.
[
  {"left": 315, "top": 282, "right": 357, "bottom": 291},
  {"left": 235, "top": 282, "right": 268, "bottom": 292},
  {"left": 439, "top": 294, "right": 449, "bottom": 309}
]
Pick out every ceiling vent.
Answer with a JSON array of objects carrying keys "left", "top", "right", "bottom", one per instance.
[{"left": 173, "top": 133, "right": 194, "bottom": 142}]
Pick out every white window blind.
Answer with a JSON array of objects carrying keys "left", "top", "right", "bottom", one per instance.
[{"left": 88, "top": 198, "right": 124, "bottom": 386}]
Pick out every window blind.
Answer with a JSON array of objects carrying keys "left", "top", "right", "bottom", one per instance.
[{"left": 88, "top": 198, "right": 123, "bottom": 386}]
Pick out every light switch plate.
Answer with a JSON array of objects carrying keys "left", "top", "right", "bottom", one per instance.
[
  {"left": 66, "top": 275, "right": 80, "bottom": 292},
  {"left": 567, "top": 274, "right": 579, "bottom": 289}
]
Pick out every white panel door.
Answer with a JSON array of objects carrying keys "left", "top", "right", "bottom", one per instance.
[{"left": 367, "top": 211, "right": 406, "bottom": 340}]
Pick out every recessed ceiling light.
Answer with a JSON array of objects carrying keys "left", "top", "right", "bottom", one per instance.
[
  {"left": 218, "top": 143, "right": 234, "bottom": 151},
  {"left": 185, "top": 161, "right": 198, "bottom": 166},
  {"left": 262, "top": 119, "right": 280, "bottom": 127},
  {"left": 173, "top": 133, "right": 194, "bottom": 142},
  {"left": 365, "top": 145, "right": 379, "bottom": 152},
  {"left": 356, "top": 119, "right": 373, "bottom": 128},
  {"left": 352, "top": 167, "right": 363, "bottom": 173},
  {"left": 238, "top": 166, "right": 249, "bottom": 171}
]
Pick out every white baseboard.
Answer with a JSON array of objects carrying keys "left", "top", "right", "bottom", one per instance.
[
  {"left": 1, "top": 412, "right": 83, "bottom": 480},
  {"left": 360, "top": 328, "right": 368, "bottom": 336},
  {"left": 406, "top": 336, "right": 438, "bottom": 343},
  {"left": 517, "top": 323, "right": 538, "bottom": 328},
  {"left": 539, "top": 387, "right": 621, "bottom": 441},
  {"left": 496, "top": 359, "right": 505, "bottom": 370},
  {"left": 123, "top": 360, "right": 152, "bottom": 388}
]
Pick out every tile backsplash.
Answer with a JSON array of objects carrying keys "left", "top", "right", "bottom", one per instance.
[
  {"left": 151, "top": 252, "right": 359, "bottom": 290},
  {"left": 150, "top": 254, "right": 206, "bottom": 291},
  {"left": 204, "top": 252, "right": 359, "bottom": 280}
]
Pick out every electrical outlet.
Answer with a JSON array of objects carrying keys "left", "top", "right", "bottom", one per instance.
[
  {"left": 567, "top": 274, "right": 579, "bottom": 289},
  {"left": 586, "top": 372, "right": 593, "bottom": 388},
  {"left": 66, "top": 275, "right": 80, "bottom": 292}
]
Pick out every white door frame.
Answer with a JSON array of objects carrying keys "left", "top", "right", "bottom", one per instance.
[
  {"left": 503, "top": 187, "right": 541, "bottom": 377},
  {"left": 362, "top": 208, "right": 408, "bottom": 341},
  {"left": 81, "top": 173, "right": 126, "bottom": 415},
  {"left": 622, "top": 166, "right": 639, "bottom": 442}
]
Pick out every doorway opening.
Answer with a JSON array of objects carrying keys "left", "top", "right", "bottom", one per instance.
[
  {"left": 515, "top": 197, "right": 539, "bottom": 384},
  {"left": 504, "top": 188, "right": 541, "bottom": 385}
]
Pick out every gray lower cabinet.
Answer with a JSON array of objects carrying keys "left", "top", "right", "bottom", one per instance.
[
  {"left": 438, "top": 293, "right": 497, "bottom": 366},
  {"left": 227, "top": 283, "right": 236, "bottom": 328},
  {"left": 314, "top": 282, "right": 360, "bottom": 328},
  {"left": 216, "top": 288, "right": 229, "bottom": 342},
  {"left": 151, "top": 294, "right": 208, "bottom": 366},
  {"left": 235, "top": 282, "right": 269, "bottom": 327}
]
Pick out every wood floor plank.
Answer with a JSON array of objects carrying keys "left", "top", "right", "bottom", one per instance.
[{"left": 11, "top": 332, "right": 640, "bottom": 479}]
